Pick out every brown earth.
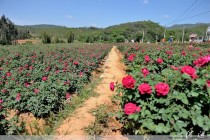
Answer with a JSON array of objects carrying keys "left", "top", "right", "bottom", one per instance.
[
  {"left": 55, "top": 46, "right": 127, "bottom": 137},
  {"left": 16, "top": 39, "right": 37, "bottom": 44}
]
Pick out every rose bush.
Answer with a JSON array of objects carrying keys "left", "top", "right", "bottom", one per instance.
[
  {"left": 0, "top": 44, "right": 111, "bottom": 121},
  {"left": 117, "top": 43, "right": 210, "bottom": 135}
]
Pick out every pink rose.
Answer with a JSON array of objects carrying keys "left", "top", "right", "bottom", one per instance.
[
  {"left": 138, "top": 83, "right": 152, "bottom": 95},
  {"left": 42, "top": 76, "right": 48, "bottom": 81},
  {"left": 156, "top": 58, "right": 163, "bottom": 64},
  {"left": 144, "top": 55, "right": 150, "bottom": 63},
  {"left": 109, "top": 82, "right": 115, "bottom": 91},
  {"left": 34, "top": 88, "right": 39, "bottom": 94},
  {"left": 155, "top": 82, "right": 170, "bottom": 96},
  {"left": 193, "top": 55, "right": 210, "bottom": 67},
  {"left": 6, "top": 72, "right": 12, "bottom": 77},
  {"left": 66, "top": 93, "right": 71, "bottom": 99},
  {"left": 142, "top": 68, "right": 149, "bottom": 77},
  {"left": 73, "top": 61, "right": 79, "bottom": 65},
  {"left": 206, "top": 80, "right": 210, "bottom": 88},
  {"left": 16, "top": 93, "right": 21, "bottom": 101},
  {"left": 170, "top": 65, "right": 179, "bottom": 70},
  {"left": 181, "top": 65, "right": 198, "bottom": 79},
  {"left": 124, "top": 102, "right": 141, "bottom": 115},
  {"left": 0, "top": 99, "right": 3, "bottom": 104},
  {"left": 122, "top": 75, "right": 136, "bottom": 89}
]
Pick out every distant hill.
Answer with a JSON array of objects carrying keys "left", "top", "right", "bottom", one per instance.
[
  {"left": 15, "top": 21, "right": 210, "bottom": 42},
  {"left": 168, "top": 23, "right": 210, "bottom": 29}
]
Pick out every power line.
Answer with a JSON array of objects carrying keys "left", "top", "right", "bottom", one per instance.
[
  {"left": 184, "top": 0, "right": 204, "bottom": 18},
  {"left": 165, "top": 0, "right": 199, "bottom": 26},
  {"left": 172, "top": 10, "right": 210, "bottom": 23}
]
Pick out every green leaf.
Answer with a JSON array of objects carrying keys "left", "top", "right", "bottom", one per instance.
[{"left": 191, "top": 92, "right": 199, "bottom": 97}]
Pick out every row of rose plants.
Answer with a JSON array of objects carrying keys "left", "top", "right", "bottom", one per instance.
[
  {"left": 0, "top": 44, "right": 111, "bottom": 134},
  {"left": 115, "top": 44, "right": 210, "bottom": 135}
]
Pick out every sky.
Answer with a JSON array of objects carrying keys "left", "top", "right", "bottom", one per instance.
[{"left": 0, "top": 0, "right": 210, "bottom": 28}]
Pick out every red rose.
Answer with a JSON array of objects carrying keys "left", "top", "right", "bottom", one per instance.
[
  {"left": 144, "top": 55, "right": 150, "bottom": 63},
  {"left": 128, "top": 55, "right": 134, "bottom": 61},
  {"left": 142, "top": 68, "right": 149, "bottom": 77},
  {"left": 109, "top": 82, "right": 115, "bottom": 91},
  {"left": 155, "top": 82, "right": 170, "bottom": 96},
  {"left": 124, "top": 102, "right": 141, "bottom": 115},
  {"left": 206, "top": 80, "right": 210, "bottom": 88},
  {"left": 42, "top": 76, "right": 48, "bottom": 81},
  {"left": 34, "top": 88, "right": 39, "bottom": 94},
  {"left": 181, "top": 51, "right": 186, "bottom": 56},
  {"left": 138, "top": 83, "right": 152, "bottom": 95},
  {"left": 166, "top": 51, "right": 173, "bottom": 55},
  {"left": 73, "top": 61, "right": 79, "bottom": 65},
  {"left": 181, "top": 65, "right": 198, "bottom": 79},
  {"left": 66, "top": 93, "right": 71, "bottom": 99},
  {"left": 6, "top": 72, "right": 12, "bottom": 77},
  {"left": 16, "top": 93, "right": 21, "bottom": 101},
  {"left": 156, "top": 58, "right": 163, "bottom": 64},
  {"left": 122, "top": 75, "right": 136, "bottom": 89}
]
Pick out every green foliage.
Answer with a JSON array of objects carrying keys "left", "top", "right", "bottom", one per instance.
[
  {"left": 41, "top": 32, "right": 51, "bottom": 44},
  {"left": 117, "top": 44, "right": 210, "bottom": 135},
  {"left": 0, "top": 15, "right": 18, "bottom": 45},
  {"left": 0, "top": 44, "right": 111, "bottom": 118},
  {"left": 67, "top": 32, "right": 74, "bottom": 43},
  {"left": 115, "top": 35, "right": 125, "bottom": 43}
]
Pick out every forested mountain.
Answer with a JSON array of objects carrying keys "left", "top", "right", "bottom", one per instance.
[{"left": 16, "top": 21, "right": 210, "bottom": 43}]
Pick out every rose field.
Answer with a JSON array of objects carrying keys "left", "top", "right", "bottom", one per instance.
[
  {"left": 116, "top": 43, "right": 210, "bottom": 135},
  {"left": 0, "top": 42, "right": 210, "bottom": 136},
  {"left": 0, "top": 43, "right": 111, "bottom": 134}
]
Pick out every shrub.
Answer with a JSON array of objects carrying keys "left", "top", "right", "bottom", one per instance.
[{"left": 117, "top": 44, "right": 210, "bottom": 135}]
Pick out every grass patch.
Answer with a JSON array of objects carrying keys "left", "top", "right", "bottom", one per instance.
[
  {"left": 43, "top": 77, "right": 101, "bottom": 135},
  {"left": 85, "top": 104, "right": 117, "bottom": 136}
]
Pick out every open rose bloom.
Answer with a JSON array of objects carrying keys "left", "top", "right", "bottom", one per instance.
[{"left": 124, "top": 102, "right": 141, "bottom": 115}]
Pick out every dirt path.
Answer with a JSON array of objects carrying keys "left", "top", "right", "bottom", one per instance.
[{"left": 55, "top": 46, "right": 126, "bottom": 136}]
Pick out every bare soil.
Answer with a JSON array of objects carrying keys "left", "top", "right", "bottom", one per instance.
[{"left": 55, "top": 46, "right": 126, "bottom": 136}]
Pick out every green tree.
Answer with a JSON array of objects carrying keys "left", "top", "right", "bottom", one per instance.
[
  {"left": 67, "top": 31, "right": 74, "bottom": 43},
  {"left": 41, "top": 32, "right": 51, "bottom": 44},
  {"left": 0, "top": 15, "right": 18, "bottom": 45}
]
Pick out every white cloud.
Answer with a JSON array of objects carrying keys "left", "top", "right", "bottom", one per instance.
[
  {"left": 65, "top": 15, "right": 73, "bottom": 19},
  {"left": 143, "top": 0, "right": 149, "bottom": 4},
  {"left": 91, "top": 23, "right": 97, "bottom": 27},
  {"left": 163, "top": 15, "right": 170, "bottom": 18}
]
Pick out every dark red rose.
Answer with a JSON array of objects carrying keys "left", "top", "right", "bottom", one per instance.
[
  {"left": 122, "top": 75, "right": 136, "bottom": 89},
  {"left": 181, "top": 51, "right": 186, "bottom": 56},
  {"left": 155, "top": 82, "right": 170, "bottom": 96},
  {"left": 109, "top": 82, "right": 115, "bottom": 91}
]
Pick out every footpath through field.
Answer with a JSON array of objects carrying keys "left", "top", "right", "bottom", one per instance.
[{"left": 56, "top": 46, "right": 126, "bottom": 136}]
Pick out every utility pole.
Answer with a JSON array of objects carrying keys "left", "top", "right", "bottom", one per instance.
[
  {"left": 182, "top": 27, "right": 185, "bottom": 43},
  {"left": 142, "top": 30, "right": 144, "bottom": 43},
  {"left": 163, "top": 28, "right": 166, "bottom": 38}
]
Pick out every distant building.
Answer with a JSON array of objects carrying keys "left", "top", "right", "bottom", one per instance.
[{"left": 189, "top": 33, "right": 203, "bottom": 43}]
